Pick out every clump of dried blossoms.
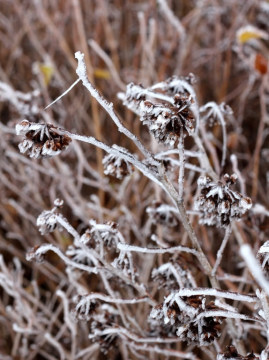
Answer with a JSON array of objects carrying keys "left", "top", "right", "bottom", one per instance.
[
  {"left": 121, "top": 75, "right": 196, "bottom": 146},
  {"left": 217, "top": 346, "right": 258, "bottom": 360},
  {"left": 194, "top": 174, "right": 252, "bottom": 227},
  {"left": 146, "top": 202, "right": 178, "bottom": 228},
  {"left": 150, "top": 294, "right": 222, "bottom": 345},
  {"left": 16, "top": 120, "right": 71, "bottom": 158},
  {"left": 103, "top": 153, "right": 134, "bottom": 180}
]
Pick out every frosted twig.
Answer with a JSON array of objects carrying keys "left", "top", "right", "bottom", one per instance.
[
  {"left": 117, "top": 243, "right": 197, "bottom": 255},
  {"left": 212, "top": 225, "right": 232, "bottom": 276},
  {"left": 231, "top": 154, "right": 246, "bottom": 195},
  {"left": 66, "top": 132, "right": 164, "bottom": 189},
  {"left": 126, "top": 342, "right": 196, "bottom": 359},
  {"left": 88, "top": 39, "right": 125, "bottom": 90},
  {"left": 90, "top": 327, "right": 178, "bottom": 344},
  {"left": 75, "top": 51, "right": 158, "bottom": 166},
  {"left": 196, "top": 310, "right": 262, "bottom": 323},
  {"left": 240, "top": 244, "right": 269, "bottom": 296},
  {"left": 78, "top": 293, "right": 150, "bottom": 306},
  {"left": 55, "top": 214, "right": 80, "bottom": 243},
  {"left": 44, "top": 333, "right": 66, "bottom": 360},
  {"left": 57, "top": 290, "right": 77, "bottom": 358},
  {"left": 157, "top": 0, "right": 185, "bottom": 40},
  {"left": 174, "top": 288, "right": 257, "bottom": 303},
  {"left": 256, "top": 290, "right": 269, "bottom": 342},
  {"left": 159, "top": 166, "right": 217, "bottom": 286},
  {"left": 178, "top": 128, "right": 185, "bottom": 200},
  {"left": 27, "top": 244, "right": 98, "bottom": 274},
  {"left": 200, "top": 102, "right": 228, "bottom": 168},
  {"left": 75, "top": 344, "right": 99, "bottom": 359},
  {"left": 45, "top": 79, "right": 80, "bottom": 110}
]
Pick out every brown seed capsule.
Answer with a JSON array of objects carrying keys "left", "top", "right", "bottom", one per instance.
[{"left": 16, "top": 120, "right": 71, "bottom": 158}]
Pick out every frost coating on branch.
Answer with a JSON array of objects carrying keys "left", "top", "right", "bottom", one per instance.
[
  {"left": 200, "top": 102, "right": 232, "bottom": 167},
  {"left": 194, "top": 174, "right": 252, "bottom": 227},
  {"left": 241, "top": 244, "right": 269, "bottom": 296},
  {"left": 257, "top": 241, "right": 269, "bottom": 280}
]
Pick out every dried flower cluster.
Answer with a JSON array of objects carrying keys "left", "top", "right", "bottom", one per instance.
[
  {"left": 103, "top": 153, "right": 134, "bottom": 179},
  {"left": 146, "top": 202, "right": 178, "bottom": 227},
  {"left": 16, "top": 120, "right": 71, "bottom": 158},
  {"left": 150, "top": 294, "right": 222, "bottom": 345},
  {"left": 121, "top": 76, "right": 196, "bottom": 146},
  {"left": 195, "top": 174, "right": 252, "bottom": 227},
  {"left": 217, "top": 346, "right": 259, "bottom": 360},
  {"left": 151, "top": 257, "right": 196, "bottom": 290},
  {"left": 75, "top": 299, "right": 119, "bottom": 353}
]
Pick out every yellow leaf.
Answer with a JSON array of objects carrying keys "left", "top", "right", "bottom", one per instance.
[
  {"left": 39, "top": 63, "right": 54, "bottom": 86},
  {"left": 237, "top": 25, "right": 269, "bottom": 44},
  {"left": 94, "top": 68, "right": 111, "bottom": 80}
]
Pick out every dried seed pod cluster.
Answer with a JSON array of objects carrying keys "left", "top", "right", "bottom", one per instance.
[
  {"left": 89, "top": 307, "right": 119, "bottom": 354},
  {"left": 146, "top": 202, "right": 178, "bottom": 228},
  {"left": 36, "top": 210, "right": 58, "bottom": 235},
  {"left": 217, "top": 346, "right": 258, "bottom": 360},
  {"left": 194, "top": 174, "right": 252, "bottom": 227},
  {"left": 16, "top": 120, "right": 71, "bottom": 158},
  {"left": 150, "top": 294, "right": 222, "bottom": 345},
  {"left": 121, "top": 75, "right": 196, "bottom": 147},
  {"left": 36, "top": 199, "right": 64, "bottom": 235},
  {"left": 151, "top": 258, "right": 196, "bottom": 290},
  {"left": 103, "top": 153, "right": 134, "bottom": 180},
  {"left": 75, "top": 299, "right": 119, "bottom": 354}
]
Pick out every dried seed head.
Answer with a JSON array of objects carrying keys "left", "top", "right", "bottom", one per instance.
[
  {"left": 102, "top": 153, "right": 134, "bottom": 180},
  {"left": 150, "top": 294, "right": 222, "bottom": 345},
  {"left": 121, "top": 76, "right": 197, "bottom": 147},
  {"left": 74, "top": 296, "right": 99, "bottom": 321},
  {"left": 16, "top": 120, "right": 71, "bottom": 158},
  {"left": 194, "top": 174, "right": 252, "bottom": 227},
  {"left": 89, "top": 306, "right": 119, "bottom": 354},
  {"left": 36, "top": 210, "right": 58, "bottom": 235},
  {"left": 146, "top": 202, "right": 178, "bottom": 228},
  {"left": 217, "top": 346, "right": 259, "bottom": 360}
]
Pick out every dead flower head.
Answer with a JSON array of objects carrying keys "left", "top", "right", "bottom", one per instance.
[
  {"left": 122, "top": 75, "right": 196, "bottom": 147},
  {"left": 150, "top": 294, "right": 222, "bottom": 346},
  {"left": 103, "top": 153, "right": 134, "bottom": 180},
  {"left": 16, "top": 120, "right": 71, "bottom": 158},
  {"left": 194, "top": 174, "right": 252, "bottom": 227}
]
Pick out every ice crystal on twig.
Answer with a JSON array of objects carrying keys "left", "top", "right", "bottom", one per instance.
[
  {"left": 194, "top": 174, "right": 252, "bottom": 227},
  {"left": 150, "top": 293, "right": 222, "bottom": 345},
  {"left": 16, "top": 120, "right": 71, "bottom": 158}
]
